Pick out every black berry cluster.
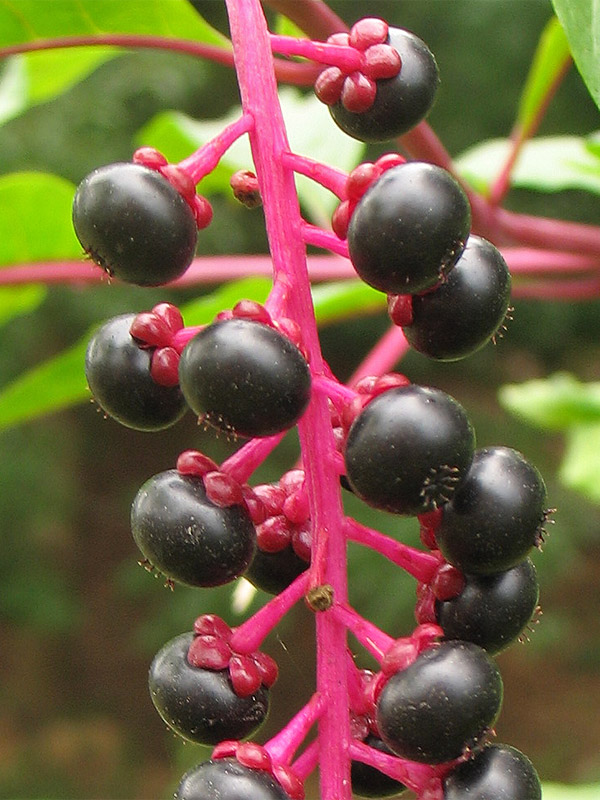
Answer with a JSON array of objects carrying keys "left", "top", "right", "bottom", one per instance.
[{"left": 75, "top": 11, "right": 549, "bottom": 800}]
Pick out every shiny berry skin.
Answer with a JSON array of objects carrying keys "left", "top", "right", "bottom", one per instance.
[
  {"left": 435, "top": 559, "right": 539, "bottom": 654},
  {"left": 329, "top": 28, "right": 439, "bottom": 142},
  {"left": 436, "top": 447, "right": 547, "bottom": 574},
  {"left": 246, "top": 546, "right": 309, "bottom": 595},
  {"left": 376, "top": 640, "right": 503, "bottom": 764},
  {"left": 178, "top": 319, "right": 311, "bottom": 438},
  {"left": 351, "top": 734, "right": 407, "bottom": 798},
  {"left": 131, "top": 470, "right": 255, "bottom": 587},
  {"left": 175, "top": 759, "right": 290, "bottom": 800},
  {"left": 149, "top": 634, "right": 269, "bottom": 745},
  {"left": 85, "top": 313, "right": 187, "bottom": 431},
  {"left": 347, "top": 162, "right": 471, "bottom": 294},
  {"left": 344, "top": 385, "right": 475, "bottom": 515},
  {"left": 72, "top": 162, "right": 197, "bottom": 286},
  {"left": 402, "top": 236, "right": 511, "bottom": 361},
  {"left": 443, "top": 743, "right": 542, "bottom": 800}
]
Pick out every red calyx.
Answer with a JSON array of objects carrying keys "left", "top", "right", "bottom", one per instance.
[
  {"left": 176, "top": 449, "right": 219, "bottom": 478},
  {"left": 132, "top": 146, "right": 168, "bottom": 170},
  {"left": 349, "top": 18, "right": 389, "bottom": 50},
  {"left": 150, "top": 347, "right": 180, "bottom": 387},
  {"left": 232, "top": 299, "right": 273, "bottom": 326},
  {"left": 203, "top": 471, "right": 245, "bottom": 507},
  {"left": 431, "top": 562, "right": 465, "bottom": 601},
  {"left": 230, "top": 169, "right": 262, "bottom": 208}
]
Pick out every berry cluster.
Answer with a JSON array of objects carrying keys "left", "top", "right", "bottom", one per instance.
[{"left": 74, "top": 6, "right": 548, "bottom": 799}]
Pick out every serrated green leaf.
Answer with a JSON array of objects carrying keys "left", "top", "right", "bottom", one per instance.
[
  {"left": 559, "top": 423, "right": 600, "bottom": 502},
  {"left": 551, "top": 0, "right": 600, "bottom": 110},
  {"left": 516, "top": 16, "right": 571, "bottom": 133},
  {"left": 0, "top": 0, "right": 228, "bottom": 46},
  {"left": 455, "top": 134, "right": 600, "bottom": 195},
  {"left": 0, "top": 335, "right": 89, "bottom": 431},
  {"left": 499, "top": 373, "right": 600, "bottom": 430},
  {"left": 0, "top": 284, "right": 46, "bottom": 327},
  {"left": 0, "top": 172, "right": 81, "bottom": 266},
  {"left": 138, "top": 87, "right": 364, "bottom": 225},
  {"left": 542, "top": 783, "right": 600, "bottom": 799}
]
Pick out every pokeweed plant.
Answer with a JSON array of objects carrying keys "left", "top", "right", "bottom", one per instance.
[{"left": 1, "top": 0, "right": 600, "bottom": 799}]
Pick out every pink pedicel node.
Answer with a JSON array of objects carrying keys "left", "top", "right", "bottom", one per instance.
[{"left": 76, "top": 1, "right": 547, "bottom": 798}]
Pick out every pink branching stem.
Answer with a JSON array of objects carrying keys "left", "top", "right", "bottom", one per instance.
[
  {"left": 349, "top": 739, "right": 442, "bottom": 795},
  {"left": 265, "top": 692, "right": 326, "bottom": 764},
  {"left": 495, "top": 206, "right": 600, "bottom": 255},
  {"left": 0, "top": 35, "right": 320, "bottom": 85},
  {"left": 513, "top": 276, "right": 600, "bottom": 299},
  {"left": 281, "top": 152, "right": 348, "bottom": 198},
  {"left": 225, "top": 2, "right": 353, "bottom": 797},
  {"left": 507, "top": 248, "right": 600, "bottom": 273},
  {"left": 179, "top": 114, "right": 254, "bottom": 183},
  {"left": 302, "top": 223, "right": 350, "bottom": 257},
  {"left": 221, "top": 432, "right": 287, "bottom": 484},
  {"left": 346, "top": 654, "right": 370, "bottom": 711},
  {"left": 488, "top": 55, "right": 572, "bottom": 207},
  {"left": 345, "top": 518, "right": 441, "bottom": 583},
  {"left": 264, "top": 277, "right": 291, "bottom": 317},
  {"left": 291, "top": 739, "right": 320, "bottom": 780},
  {"left": 270, "top": 34, "right": 363, "bottom": 71},
  {"left": 348, "top": 325, "right": 410, "bottom": 386},
  {"left": 229, "top": 571, "right": 309, "bottom": 654},
  {"left": 330, "top": 602, "right": 394, "bottom": 662},
  {"left": 311, "top": 375, "right": 357, "bottom": 404}
]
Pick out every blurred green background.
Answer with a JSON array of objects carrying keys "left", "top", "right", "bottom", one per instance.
[{"left": 0, "top": 1, "right": 599, "bottom": 798}]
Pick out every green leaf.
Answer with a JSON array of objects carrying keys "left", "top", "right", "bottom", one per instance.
[
  {"left": 455, "top": 134, "right": 600, "bottom": 195},
  {"left": 516, "top": 15, "right": 571, "bottom": 133},
  {"left": 0, "top": 172, "right": 81, "bottom": 266},
  {"left": 311, "top": 280, "right": 383, "bottom": 325},
  {"left": 139, "top": 87, "right": 364, "bottom": 225},
  {"left": 551, "top": 0, "right": 600, "bottom": 110},
  {"left": 0, "top": 335, "right": 89, "bottom": 431},
  {"left": 0, "top": 0, "right": 228, "bottom": 46},
  {"left": 560, "top": 423, "right": 600, "bottom": 502},
  {"left": 180, "top": 277, "right": 271, "bottom": 325},
  {"left": 499, "top": 372, "right": 600, "bottom": 430},
  {"left": 542, "top": 783, "right": 600, "bottom": 800},
  {"left": 0, "top": 284, "right": 46, "bottom": 327}
]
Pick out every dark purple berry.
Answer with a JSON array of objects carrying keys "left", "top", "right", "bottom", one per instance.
[
  {"left": 435, "top": 559, "right": 539, "bottom": 654},
  {"left": 436, "top": 447, "right": 547, "bottom": 574},
  {"left": 149, "top": 633, "right": 269, "bottom": 745},
  {"left": 344, "top": 385, "right": 475, "bottom": 515},
  {"left": 175, "top": 758, "right": 290, "bottom": 800},
  {"left": 402, "top": 236, "right": 511, "bottom": 361},
  {"left": 245, "top": 545, "right": 309, "bottom": 595},
  {"left": 131, "top": 470, "right": 255, "bottom": 587},
  {"left": 329, "top": 28, "right": 439, "bottom": 143},
  {"left": 376, "top": 640, "right": 503, "bottom": 764},
  {"left": 178, "top": 318, "right": 311, "bottom": 438},
  {"left": 72, "top": 162, "right": 197, "bottom": 286},
  {"left": 351, "top": 733, "right": 407, "bottom": 797},
  {"left": 443, "top": 743, "right": 542, "bottom": 800},
  {"left": 85, "top": 313, "right": 187, "bottom": 431},
  {"left": 347, "top": 162, "right": 471, "bottom": 294}
]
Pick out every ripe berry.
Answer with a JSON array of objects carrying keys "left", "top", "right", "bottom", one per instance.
[
  {"left": 376, "top": 640, "right": 503, "bottom": 763},
  {"left": 329, "top": 28, "right": 439, "bottom": 142},
  {"left": 435, "top": 447, "right": 547, "bottom": 574},
  {"left": 443, "top": 743, "right": 542, "bottom": 800},
  {"left": 175, "top": 758, "right": 290, "bottom": 800},
  {"left": 435, "top": 559, "right": 539, "bottom": 654},
  {"left": 344, "top": 385, "right": 475, "bottom": 515},
  {"left": 85, "top": 313, "right": 187, "bottom": 431},
  {"left": 246, "top": 543, "right": 310, "bottom": 595},
  {"left": 149, "top": 633, "right": 269, "bottom": 745},
  {"left": 351, "top": 733, "right": 407, "bottom": 797},
  {"left": 131, "top": 470, "right": 256, "bottom": 587},
  {"left": 178, "top": 318, "right": 311, "bottom": 438},
  {"left": 72, "top": 162, "right": 197, "bottom": 286},
  {"left": 347, "top": 162, "right": 471, "bottom": 294},
  {"left": 401, "top": 236, "right": 512, "bottom": 361}
]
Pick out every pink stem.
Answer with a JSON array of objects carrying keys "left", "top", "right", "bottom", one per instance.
[
  {"left": 270, "top": 33, "right": 363, "bottom": 71},
  {"left": 171, "top": 325, "right": 204, "bottom": 352},
  {"left": 349, "top": 739, "right": 440, "bottom": 795},
  {"left": 330, "top": 602, "right": 394, "bottom": 662},
  {"left": 265, "top": 692, "right": 326, "bottom": 764},
  {"left": 221, "top": 432, "right": 287, "bottom": 484},
  {"left": 0, "top": 34, "right": 320, "bottom": 85},
  {"left": 347, "top": 325, "right": 410, "bottom": 386},
  {"left": 224, "top": 3, "right": 353, "bottom": 797},
  {"left": 262, "top": 0, "right": 347, "bottom": 41},
  {"left": 345, "top": 518, "right": 440, "bottom": 583},
  {"left": 302, "top": 223, "right": 350, "bottom": 257},
  {"left": 179, "top": 114, "right": 254, "bottom": 183},
  {"left": 311, "top": 375, "right": 357, "bottom": 404},
  {"left": 281, "top": 152, "right": 348, "bottom": 198},
  {"left": 291, "top": 739, "right": 320, "bottom": 780},
  {"left": 229, "top": 571, "right": 309, "bottom": 654}
]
